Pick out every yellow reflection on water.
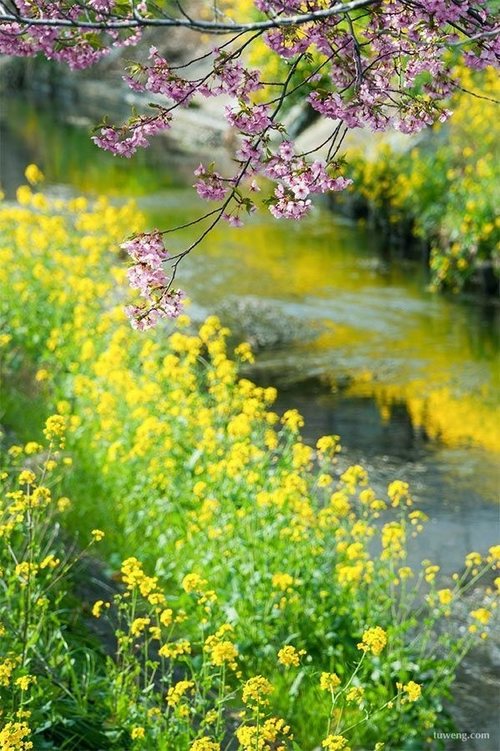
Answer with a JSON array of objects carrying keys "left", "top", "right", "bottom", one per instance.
[
  {"left": 204, "top": 217, "right": 499, "bottom": 455},
  {"left": 344, "top": 374, "right": 500, "bottom": 454}
]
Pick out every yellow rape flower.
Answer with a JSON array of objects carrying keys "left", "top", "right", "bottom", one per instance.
[
  {"left": 23, "top": 442, "right": 42, "bottom": 455},
  {"left": 397, "top": 680, "right": 422, "bottom": 702},
  {"left": 437, "top": 589, "right": 453, "bottom": 605},
  {"left": 387, "top": 480, "right": 410, "bottom": 507},
  {"left": 121, "top": 557, "right": 145, "bottom": 588},
  {"left": 346, "top": 686, "right": 364, "bottom": 703},
  {"left": 24, "top": 164, "right": 44, "bottom": 185},
  {"left": 43, "top": 415, "right": 66, "bottom": 443},
  {"left": 316, "top": 434, "right": 341, "bottom": 454},
  {"left": 262, "top": 717, "right": 291, "bottom": 741},
  {"left": 35, "top": 369, "right": 49, "bottom": 382},
  {"left": 190, "top": 740, "right": 220, "bottom": 751},
  {"left": 31, "top": 487, "right": 51, "bottom": 507},
  {"left": 92, "top": 600, "right": 109, "bottom": 618},
  {"left": 465, "top": 552, "right": 482, "bottom": 568},
  {"left": 40, "top": 555, "right": 59, "bottom": 569},
  {"left": 317, "top": 473, "right": 333, "bottom": 487},
  {"left": 15, "top": 675, "right": 36, "bottom": 691},
  {"left": 242, "top": 675, "right": 273, "bottom": 706},
  {"left": 0, "top": 657, "right": 18, "bottom": 687},
  {"left": 320, "top": 672, "right": 341, "bottom": 691},
  {"left": 277, "top": 645, "right": 303, "bottom": 667},
  {"left": 322, "top": 735, "right": 351, "bottom": 751},
  {"left": 281, "top": 409, "right": 304, "bottom": 431},
  {"left": 235, "top": 726, "right": 259, "bottom": 750},
  {"left": 18, "top": 470, "right": 36, "bottom": 486},
  {"left": 57, "top": 497, "right": 71, "bottom": 512},
  {"left": 130, "top": 726, "right": 145, "bottom": 740},
  {"left": 16, "top": 185, "right": 32, "bottom": 205},
  {"left": 357, "top": 626, "right": 387, "bottom": 656},
  {"left": 15, "top": 562, "right": 38, "bottom": 583},
  {"left": 234, "top": 342, "right": 254, "bottom": 363},
  {"left": 182, "top": 572, "right": 207, "bottom": 593},
  {"left": 0, "top": 721, "right": 32, "bottom": 751},
  {"left": 488, "top": 545, "right": 500, "bottom": 561},
  {"left": 205, "top": 632, "right": 238, "bottom": 667},
  {"left": 160, "top": 608, "right": 173, "bottom": 626},
  {"left": 470, "top": 608, "right": 491, "bottom": 625},
  {"left": 424, "top": 564, "right": 440, "bottom": 583},
  {"left": 130, "top": 618, "right": 150, "bottom": 637},
  {"left": 166, "top": 679, "right": 194, "bottom": 707},
  {"left": 158, "top": 640, "right": 191, "bottom": 659},
  {"left": 272, "top": 572, "right": 295, "bottom": 591}
]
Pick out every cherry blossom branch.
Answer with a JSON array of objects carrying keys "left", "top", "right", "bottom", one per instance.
[
  {"left": 2, "top": 0, "right": 498, "bottom": 330},
  {"left": 0, "top": 0, "right": 378, "bottom": 32},
  {"left": 450, "top": 27, "right": 500, "bottom": 45},
  {"left": 130, "top": 52, "right": 307, "bottom": 327}
]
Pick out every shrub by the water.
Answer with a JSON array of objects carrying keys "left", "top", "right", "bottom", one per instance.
[
  {"left": 0, "top": 176, "right": 498, "bottom": 749},
  {"left": 345, "top": 67, "right": 499, "bottom": 293}
]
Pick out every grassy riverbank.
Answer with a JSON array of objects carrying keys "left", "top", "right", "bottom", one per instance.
[
  {"left": 343, "top": 67, "right": 499, "bottom": 294},
  {"left": 0, "top": 179, "right": 499, "bottom": 750}
]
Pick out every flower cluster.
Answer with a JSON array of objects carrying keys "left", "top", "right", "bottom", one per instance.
[
  {"left": 0, "top": 0, "right": 145, "bottom": 69},
  {"left": 120, "top": 231, "right": 185, "bottom": 329},
  {"left": 357, "top": 626, "right": 388, "bottom": 657}
]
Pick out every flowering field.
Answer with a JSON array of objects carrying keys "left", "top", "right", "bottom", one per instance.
[{"left": 0, "top": 177, "right": 499, "bottom": 750}]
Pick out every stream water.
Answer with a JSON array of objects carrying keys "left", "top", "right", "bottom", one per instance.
[{"left": 1, "top": 94, "right": 499, "bottom": 748}]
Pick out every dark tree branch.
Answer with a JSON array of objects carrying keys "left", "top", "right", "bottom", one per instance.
[{"left": 0, "top": 0, "right": 381, "bottom": 32}]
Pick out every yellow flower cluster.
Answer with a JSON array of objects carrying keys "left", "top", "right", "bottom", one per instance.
[
  {"left": 242, "top": 675, "right": 273, "bottom": 707},
  {"left": 15, "top": 676, "right": 36, "bottom": 692},
  {"left": 272, "top": 573, "right": 296, "bottom": 592},
  {"left": 92, "top": 600, "right": 110, "bottom": 618},
  {"left": 236, "top": 717, "right": 291, "bottom": 751},
  {"left": 158, "top": 640, "right": 192, "bottom": 659},
  {"left": 387, "top": 481, "right": 411, "bottom": 508},
  {"left": 397, "top": 681, "right": 422, "bottom": 703},
  {"left": 381, "top": 522, "right": 406, "bottom": 560},
  {"left": 190, "top": 739, "right": 220, "bottom": 751},
  {"left": 166, "top": 680, "right": 195, "bottom": 708},
  {"left": 346, "top": 686, "right": 364, "bottom": 703},
  {"left": 120, "top": 558, "right": 164, "bottom": 603},
  {"left": 322, "top": 735, "right": 351, "bottom": 751},
  {"left": 357, "top": 627, "right": 387, "bottom": 657},
  {"left": 437, "top": 589, "right": 453, "bottom": 606},
  {"left": 320, "top": 672, "right": 341, "bottom": 691},
  {"left": 0, "top": 657, "right": 19, "bottom": 688},
  {"left": 0, "top": 722, "right": 33, "bottom": 751},
  {"left": 281, "top": 409, "right": 304, "bottom": 432},
  {"left": 130, "top": 726, "right": 145, "bottom": 740},
  {"left": 24, "top": 164, "right": 44, "bottom": 186},
  {"left": 43, "top": 415, "right": 66, "bottom": 447},
  {"left": 182, "top": 573, "right": 208, "bottom": 594},
  {"left": 130, "top": 617, "right": 151, "bottom": 637},
  {"left": 470, "top": 608, "right": 491, "bottom": 626},
  {"left": 204, "top": 624, "right": 239, "bottom": 669},
  {"left": 277, "top": 645, "right": 304, "bottom": 668}
]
